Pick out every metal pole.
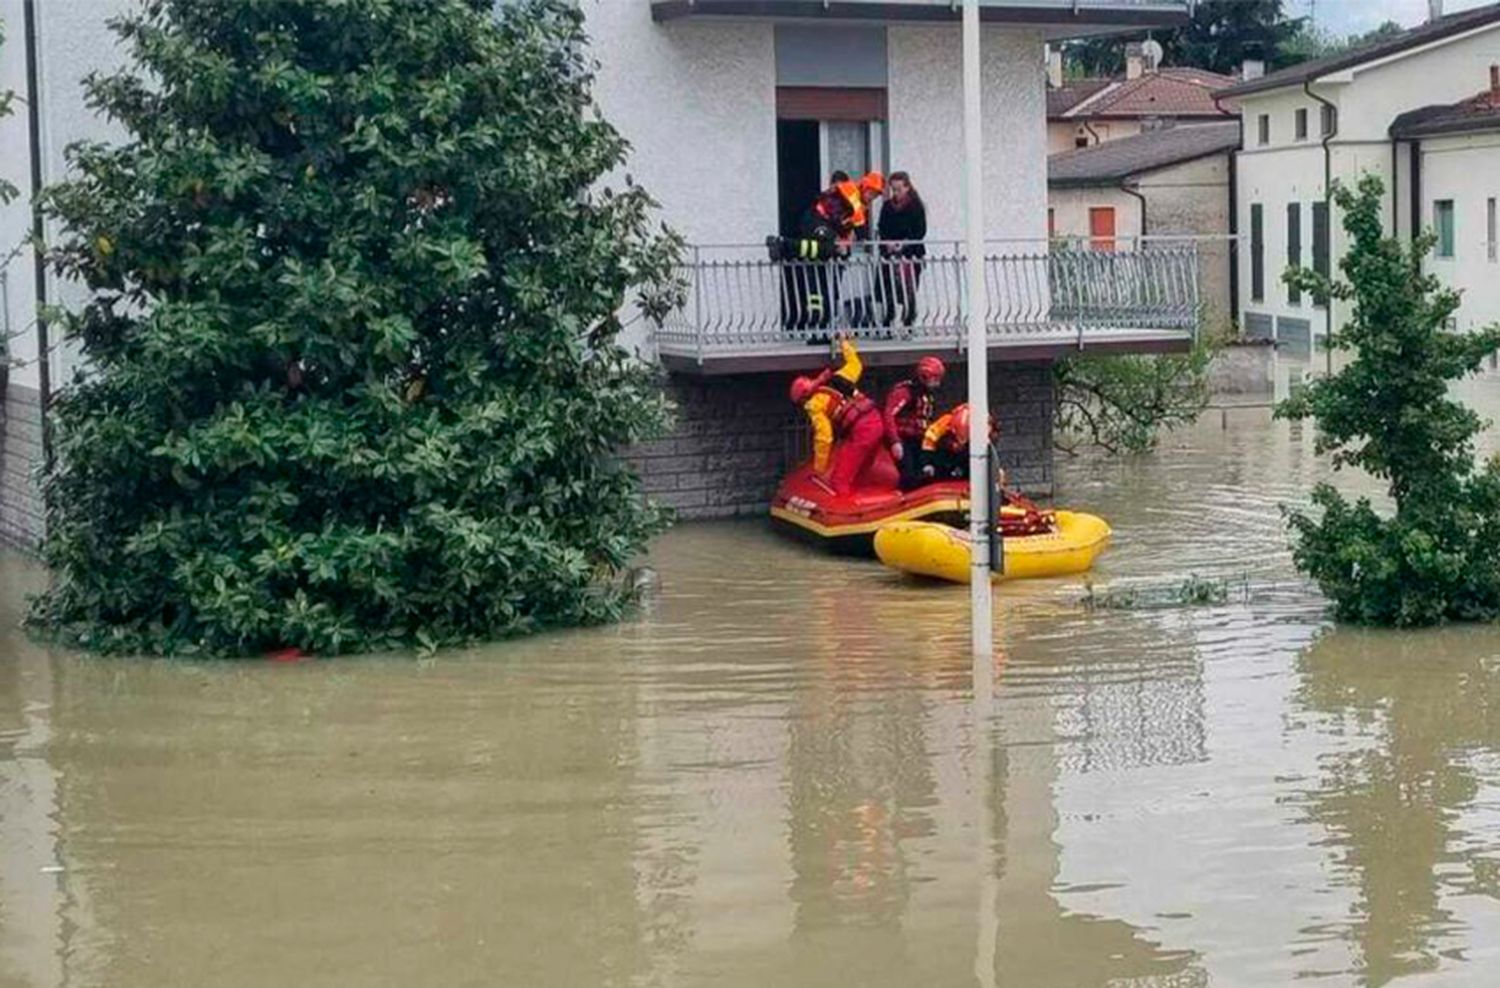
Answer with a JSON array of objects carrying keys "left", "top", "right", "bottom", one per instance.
[{"left": 962, "top": 0, "right": 993, "bottom": 672}]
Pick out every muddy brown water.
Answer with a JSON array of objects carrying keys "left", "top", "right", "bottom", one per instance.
[{"left": 4, "top": 368, "right": 1500, "bottom": 987}]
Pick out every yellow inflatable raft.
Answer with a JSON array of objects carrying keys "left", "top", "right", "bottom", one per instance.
[{"left": 874, "top": 511, "right": 1112, "bottom": 583}]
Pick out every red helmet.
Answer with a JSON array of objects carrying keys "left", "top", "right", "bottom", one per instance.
[
  {"left": 950, "top": 404, "right": 972, "bottom": 445},
  {"left": 789, "top": 375, "right": 818, "bottom": 405},
  {"left": 915, "top": 356, "right": 945, "bottom": 388}
]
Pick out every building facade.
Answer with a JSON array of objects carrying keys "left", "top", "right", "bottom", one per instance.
[
  {"left": 1048, "top": 121, "right": 1239, "bottom": 323},
  {"left": 1219, "top": 3, "right": 1500, "bottom": 363},
  {"left": 1, "top": 0, "right": 1200, "bottom": 541}
]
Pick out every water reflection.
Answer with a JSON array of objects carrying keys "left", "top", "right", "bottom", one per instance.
[
  {"left": 0, "top": 371, "right": 1498, "bottom": 986},
  {"left": 1295, "top": 626, "right": 1500, "bottom": 986}
]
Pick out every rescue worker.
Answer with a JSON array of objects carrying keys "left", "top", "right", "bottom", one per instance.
[
  {"left": 882, "top": 355, "right": 945, "bottom": 490},
  {"left": 768, "top": 172, "right": 885, "bottom": 331},
  {"left": 789, "top": 338, "right": 885, "bottom": 495},
  {"left": 920, "top": 403, "right": 997, "bottom": 481}
]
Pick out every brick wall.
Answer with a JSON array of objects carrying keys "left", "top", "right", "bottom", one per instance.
[
  {"left": 0, "top": 384, "right": 45, "bottom": 551},
  {"left": 626, "top": 360, "right": 1056, "bottom": 520}
]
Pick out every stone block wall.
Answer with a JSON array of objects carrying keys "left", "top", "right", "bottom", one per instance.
[
  {"left": 626, "top": 360, "right": 1056, "bottom": 520},
  {"left": 0, "top": 384, "right": 45, "bottom": 550}
]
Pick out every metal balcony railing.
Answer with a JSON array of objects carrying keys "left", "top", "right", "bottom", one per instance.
[{"left": 653, "top": 238, "right": 1201, "bottom": 362}]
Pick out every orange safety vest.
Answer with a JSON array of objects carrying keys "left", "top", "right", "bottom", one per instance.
[{"left": 814, "top": 181, "right": 867, "bottom": 236}]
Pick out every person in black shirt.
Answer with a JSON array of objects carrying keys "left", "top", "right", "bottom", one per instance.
[{"left": 876, "top": 171, "right": 927, "bottom": 328}]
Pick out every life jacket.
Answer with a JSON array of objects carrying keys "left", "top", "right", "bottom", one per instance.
[
  {"left": 812, "top": 181, "right": 866, "bottom": 237},
  {"left": 890, "top": 379, "right": 934, "bottom": 439},
  {"left": 819, "top": 376, "right": 875, "bottom": 435}
]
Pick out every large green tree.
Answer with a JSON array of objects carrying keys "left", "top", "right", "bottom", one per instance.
[
  {"left": 1277, "top": 176, "right": 1500, "bottom": 627},
  {"left": 1066, "top": 0, "right": 1306, "bottom": 77},
  {"left": 30, "top": 0, "right": 681, "bottom": 656}
]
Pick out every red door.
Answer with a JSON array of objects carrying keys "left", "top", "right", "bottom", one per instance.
[{"left": 1088, "top": 206, "right": 1116, "bottom": 251}]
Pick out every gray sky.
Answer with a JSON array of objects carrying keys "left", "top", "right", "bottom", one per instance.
[{"left": 1292, "top": 0, "right": 1491, "bottom": 36}]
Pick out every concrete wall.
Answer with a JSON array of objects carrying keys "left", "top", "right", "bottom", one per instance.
[
  {"left": 888, "top": 26, "right": 1047, "bottom": 245},
  {"left": 1419, "top": 131, "right": 1500, "bottom": 334},
  {"left": 1048, "top": 187, "right": 1140, "bottom": 242},
  {"left": 1335, "top": 24, "right": 1500, "bottom": 142},
  {"left": 1138, "top": 153, "right": 1233, "bottom": 323},
  {"left": 627, "top": 361, "right": 1057, "bottom": 519}
]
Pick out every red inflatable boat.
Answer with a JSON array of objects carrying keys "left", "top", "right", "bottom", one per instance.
[{"left": 769, "top": 449, "right": 1051, "bottom": 556}]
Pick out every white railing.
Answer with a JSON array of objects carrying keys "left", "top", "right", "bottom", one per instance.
[{"left": 654, "top": 238, "right": 1201, "bottom": 360}]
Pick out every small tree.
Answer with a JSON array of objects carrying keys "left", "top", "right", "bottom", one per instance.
[
  {"left": 1054, "top": 332, "right": 1219, "bottom": 456},
  {"left": 30, "top": 0, "right": 681, "bottom": 656},
  {"left": 1277, "top": 174, "right": 1500, "bottom": 626}
]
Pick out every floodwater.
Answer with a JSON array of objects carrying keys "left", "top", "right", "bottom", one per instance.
[{"left": 4, "top": 367, "right": 1500, "bottom": 988}]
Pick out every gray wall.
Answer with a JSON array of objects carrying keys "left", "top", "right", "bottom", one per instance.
[{"left": 627, "top": 362, "right": 1057, "bottom": 519}]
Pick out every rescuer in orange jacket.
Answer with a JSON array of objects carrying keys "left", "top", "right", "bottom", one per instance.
[
  {"left": 882, "top": 355, "right": 945, "bottom": 490},
  {"left": 789, "top": 338, "right": 886, "bottom": 494},
  {"left": 768, "top": 173, "right": 885, "bottom": 332},
  {"left": 921, "top": 403, "right": 997, "bottom": 481}
]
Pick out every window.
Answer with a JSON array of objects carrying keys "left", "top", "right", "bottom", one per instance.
[
  {"left": 1287, "top": 202, "right": 1302, "bottom": 305},
  {"left": 1075, "top": 134, "right": 1090, "bottom": 148},
  {"left": 1257, "top": 114, "right": 1270, "bottom": 146},
  {"left": 1295, "top": 108, "right": 1308, "bottom": 140},
  {"left": 1250, "top": 203, "right": 1265, "bottom": 301},
  {"left": 1048, "top": 207, "right": 1056, "bottom": 239},
  {"left": 1312, "top": 201, "right": 1329, "bottom": 283},
  {"left": 1434, "top": 199, "right": 1455, "bottom": 258},
  {"left": 1320, "top": 104, "right": 1337, "bottom": 137},
  {"left": 1488, "top": 197, "right": 1497, "bottom": 262}
]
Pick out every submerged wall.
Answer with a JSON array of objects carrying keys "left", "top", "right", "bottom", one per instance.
[{"left": 627, "top": 361, "right": 1057, "bottom": 520}]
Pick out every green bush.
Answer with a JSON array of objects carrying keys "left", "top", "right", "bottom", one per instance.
[
  {"left": 1276, "top": 174, "right": 1500, "bottom": 626},
  {"left": 28, "top": 0, "right": 682, "bottom": 656}
]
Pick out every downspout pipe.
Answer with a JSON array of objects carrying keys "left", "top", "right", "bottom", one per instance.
[
  {"left": 1213, "top": 90, "right": 1241, "bottom": 331},
  {"left": 1304, "top": 78, "right": 1336, "bottom": 374},
  {"left": 23, "top": 0, "right": 52, "bottom": 472},
  {"left": 1120, "top": 178, "right": 1148, "bottom": 238}
]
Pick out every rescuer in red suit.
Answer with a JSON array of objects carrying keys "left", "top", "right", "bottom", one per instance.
[
  {"left": 789, "top": 338, "right": 886, "bottom": 494},
  {"left": 882, "top": 355, "right": 945, "bottom": 490}
]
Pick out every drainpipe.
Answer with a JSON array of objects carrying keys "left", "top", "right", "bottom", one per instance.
[
  {"left": 1410, "top": 139, "right": 1422, "bottom": 251},
  {"left": 1304, "top": 78, "right": 1336, "bottom": 375},
  {"left": 1390, "top": 139, "right": 1400, "bottom": 232},
  {"left": 23, "top": 0, "right": 52, "bottom": 472},
  {"left": 1082, "top": 120, "right": 1103, "bottom": 146},
  {"left": 1213, "top": 90, "right": 1241, "bottom": 330},
  {"left": 1120, "top": 179, "right": 1148, "bottom": 239}
]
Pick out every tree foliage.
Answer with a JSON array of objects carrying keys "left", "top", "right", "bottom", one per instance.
[
  {"left": 1276, "top": 175, "right": 1500, "bottom": 627},
  {"left": 28, "top": 0, "right": 682, "bottom": 656},
  {"left": 1064, "top": 0, "right": 1307, "bottom": 77},
  {"left": 0, "top": 22, "right": 17, "bottom": 207},
  {"left": 1054, "top": 333, "right": 1218, "bottom": 456}
]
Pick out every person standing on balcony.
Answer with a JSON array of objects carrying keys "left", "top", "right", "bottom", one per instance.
[
  {"left": 876, "top": 171, "right": 926, "bottom": 328},
  {"left": 882, "top": 355, "right": 945, "bottom": 490},
  {"left": 771, "top": 173, "right": 884, "bottom": 332},
  {"left": 788, "top": 338, "right": 884, "bottom": 494}
]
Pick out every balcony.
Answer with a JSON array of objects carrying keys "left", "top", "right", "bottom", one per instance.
[
  {"left": 650, "top": 0, "right": 1191, "bottom": 34},
  {"left": 652, "top": 240, "right": 1201, "bottom": 374}
]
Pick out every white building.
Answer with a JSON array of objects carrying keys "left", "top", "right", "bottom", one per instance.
[
  {"left": 1391, "top": 72, "right": 1500, "bottom": 336},
  {"left": 1, "top": 0, "right": 1203, "bottom": 534},
  {"left": 1217, "top": 2, "right": 1500, "bottom": 364}
]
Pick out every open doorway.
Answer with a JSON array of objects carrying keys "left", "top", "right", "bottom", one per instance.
[{"left": 774, "top": 113, "right": 887, "bottom": 236}]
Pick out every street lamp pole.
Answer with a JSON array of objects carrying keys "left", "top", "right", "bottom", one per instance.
[{"left": 962, "top": 0, "right": 993, "bottom": 675}]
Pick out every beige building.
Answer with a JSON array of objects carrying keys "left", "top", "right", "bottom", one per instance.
[
  {"left": 1048, "top": 121, "right": 1239, "bottom": 322},
  {"left": 1046, "top": 45, "right": 1235, "bottom": 155}
]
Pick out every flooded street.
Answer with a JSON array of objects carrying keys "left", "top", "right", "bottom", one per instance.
[{"left": 4, "top": 367, "right": 1500, "bottom": 987}]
